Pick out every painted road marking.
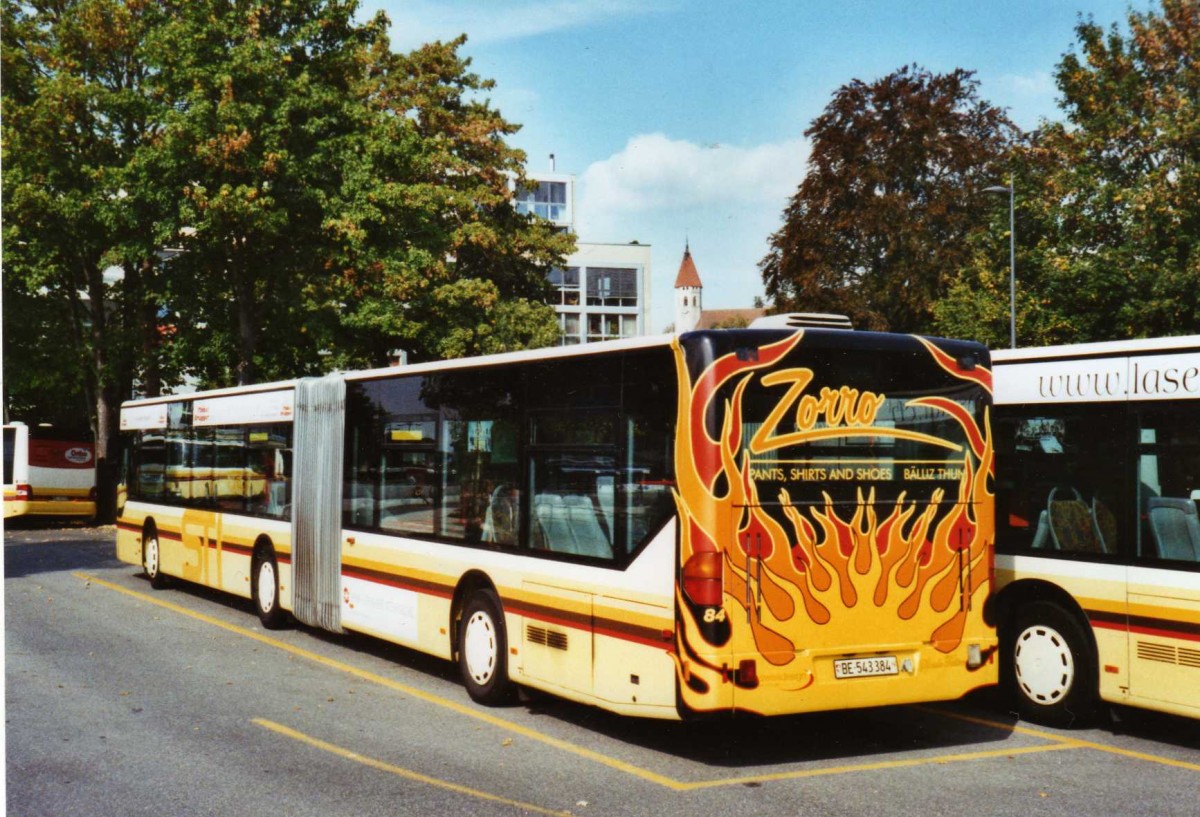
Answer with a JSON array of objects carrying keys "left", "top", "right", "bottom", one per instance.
[
  {"left": 923, "top": 707, "right": 1200, "bottom": 774},
  {"left": 254, "top": 718, "right": 571, "bottom": 816},
  {"left": 78, "top": 571, "right": 1197, "bottom": 789},
  {"left": 682, "top": 743, "right": 1081, "bottom": 790},
  {"left": 75, "top": 572, "right": 679, "bottom": 789}
]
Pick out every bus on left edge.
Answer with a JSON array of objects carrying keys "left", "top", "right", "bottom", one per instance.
[{"left": 3, "top": 422, "right": 97, "bottom": 520}]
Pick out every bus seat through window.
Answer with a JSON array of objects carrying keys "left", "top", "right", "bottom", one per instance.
[
  {"left": 1047, "top": 487, "right": 1105, "bottom": 554},
  {"left": 1031, "top": 511, "right": 1051, "bottom": 550},
  {"left": 1147, "top": 497, "right": 1200, "bottom": 562},
  {"left": 533, "top": 493, "right": 569, "bottom": 551},
  {"left": 562, "top": 494, "right": 612, "bottom": 559},
  {"left": 1090, "top": 498, "right": 1117, "bottom": 554},
  {"left": 532, "top": 492, "right": 613, "bottom": 559},
  {"left": 482, "top": 484, "right": 518, "bottom": 545}
]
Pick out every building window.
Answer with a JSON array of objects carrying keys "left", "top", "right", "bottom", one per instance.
[
  {"left": 515, "top": 181, "right": 568, "bottom": 222},
  {"left": 559, "top": 313, "right": 582, "bottom": 345},
  {"left": 549, "top": 267, "right": 580, "bottom": 306},
  {"left": 587, "top": 313, "right": 638, "bottom": 342},
  {"left": 586, "top": 267, "right": 639, "bottom": 307}
]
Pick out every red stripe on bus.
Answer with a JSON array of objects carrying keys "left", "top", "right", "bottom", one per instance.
[
  {"left": 342, "top": 565, "right": 669, "bottom": 649},
  {"left": 341, "top": 565, "right": 454, "bottom": 600},
  {"left": 1127, "top": 623, "right": 1200, "bottom": 644},
  {"left": 1090, "top": 612, "right": 1200, "bottom": 644}
]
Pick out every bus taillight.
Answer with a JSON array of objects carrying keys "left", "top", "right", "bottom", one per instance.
[
  {"left": 15, "top": 484, "right": 31, "bottom": 501},
  {"left": 682, "top": 551, "right": 724, "bottom": 607}
]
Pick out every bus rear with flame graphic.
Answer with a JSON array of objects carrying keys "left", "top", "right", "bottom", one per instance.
[{"left": 672, "top": 328, "right": 996, "bottom": 716}]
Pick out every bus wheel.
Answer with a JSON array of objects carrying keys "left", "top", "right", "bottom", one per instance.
[
  {"left": 252, "top": 549, "right": 288, "bottom": 630},
  {"left": 1007, "top": 601, "right": 1096, "bottom": 727},
  {"left": 143, "top": 531, "right": 167, "bottom": 589},
  {"left": 458, "top": 590, "right": 516, "bottom": 705}
]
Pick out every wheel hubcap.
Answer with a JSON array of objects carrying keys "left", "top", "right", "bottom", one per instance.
[
  {"left": 1014, "top": 623, "right": 1074, "bottom": 704},
  {"left": 258, "top": 561, "right": 276, "bottom": 613},
  {"left": 145, "top": 537, "right": 159, "bottom": 576},
  {"left": 463, "top": 611, "right": 497, "bottom": 685}
]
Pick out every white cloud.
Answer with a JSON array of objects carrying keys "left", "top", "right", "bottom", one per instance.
[
  {"left": 999, "top": 70, "right": 1056, "bottom": 97},
  {"left": 574, "top": 133, "right": 810, "bottom": 332},
  {"left": 577, "top": 133, "right": 809, "bottom": 237},
  {"left": 375, "top": 0, "right": 670, "bottom": 51},
  {"left": 987, "top": 71, "right": 1061, "bottom": 129}
]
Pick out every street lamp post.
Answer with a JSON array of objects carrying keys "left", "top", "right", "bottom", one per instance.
[{"left": 983, "top": 174, "right": 1016, "bottom": 348}]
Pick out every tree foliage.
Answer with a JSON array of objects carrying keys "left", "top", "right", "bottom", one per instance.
[
  {"left": 936, "top": 0, "right": 1200, "bottom": 344},
  {"left": 140, "top": 7, "right": 572, "bottom": 384},
  {"left": 2, "top": 0, "right": 169, "bottom": 517},
  {"left": 322, "top": 34, "right": 571, "bottom": 370},
  {"left": 761, "top": 65, "right": 1017, "bottom": 332},
  {"left": 138, "top": 0, "right": 379, "bottom": 386},
  {"left": 3, "top": 0, "right": 571, "bottom": 519}
]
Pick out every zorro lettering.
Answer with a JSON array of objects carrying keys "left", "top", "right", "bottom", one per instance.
[{"left": 750, "top": 368, "right": 886, "bottom": 454}]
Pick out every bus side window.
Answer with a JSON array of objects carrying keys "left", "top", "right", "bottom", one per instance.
[
  {"left": 1138, "top": 409, "right": 1200, "bottom": 563},
  {"left": 246, "top": 424, "right": 292, "bottom": 520},
  {"left": 996, "top": 408, "right": 1125, "bottom": 557},
  {"left": 527, "top": 447, "right": 615, "bottom": 560}
]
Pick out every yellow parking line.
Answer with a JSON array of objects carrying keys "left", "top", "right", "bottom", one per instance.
[
  {"left": 680, "top": 743, "right": 1080, "bottom": 790},
  {"left": 254, "top": 718, "right": 571, "bottom": 816},
  {"left": 923, "top": 707, "right": 1200, "bottom": 774},
  {"left": 79, "top": 571, "right": 1130, "bottom": 791},
  {"left": 75, "top": 572, "right": 683, "bottom": 790}
]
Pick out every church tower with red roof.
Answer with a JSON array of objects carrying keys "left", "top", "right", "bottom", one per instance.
[{"left": 674, "top": 244, "right": 702, "bottom": 333}]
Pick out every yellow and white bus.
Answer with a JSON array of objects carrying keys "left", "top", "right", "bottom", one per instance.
[
  {"left": 3, "top": 422, "right": 97, "bottom": 519},
  {"left": 117, "top": 322, "right": 996, "bottom": 718},
  {"left": 992, "top": 335, "right": 1200, "bottom": 725}
]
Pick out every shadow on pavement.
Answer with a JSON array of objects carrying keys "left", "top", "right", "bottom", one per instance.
[{"left": 3, "top": 523, "right": 121, "bottom": 578}]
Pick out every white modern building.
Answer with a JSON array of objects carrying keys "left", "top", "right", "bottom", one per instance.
[{"left": 517, "top": 171, "right": 651, "bottom": 345}]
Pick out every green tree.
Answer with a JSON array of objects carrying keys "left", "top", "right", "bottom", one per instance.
[
  {"left": 760, "top": 65, "right": 1017, "bottom": 332},
  {"left": 937, "top": 0, "right": 1200, "bottom": 344},
  {"left": 141, "top": 0, "right": 388, "bottom": 386},
  {"left": 325, "top": 35, "right": 572, "bottom": 369},
  {"left": 144, "top": 10, "right": 569, "bottom": 383},
  {"left": 2, "top": 0, "right": 169, "bottom": 520},
  {"left": 935, "top": 142, "right": 1092, "bottom": 347},
  {"left": 3, "top": 1, "right": 571, "bottom": 518}
]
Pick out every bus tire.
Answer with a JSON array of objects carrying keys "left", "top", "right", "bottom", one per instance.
[
  {"left": 143, "top": 529, "right": 168, "bottom": 589},
  {"left": 1006, "top": 601, "right": 1096, "bottom": 727},
  {"left": 252, "top": 548, "right": 288, "bottom": 630},
  {"left": 458, "top": 589, "right": 516, "bottom": 706}
]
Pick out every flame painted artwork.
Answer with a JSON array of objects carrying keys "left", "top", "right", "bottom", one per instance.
[{"left": 671, "top": 331, "right": 995, "bottom": 715}]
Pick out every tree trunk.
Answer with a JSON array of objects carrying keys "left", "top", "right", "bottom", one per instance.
[
  {"left": 93, "top": 385, "right": 121, "bottom": 524},
  {"left": 235, "top": 260, "right": 259, "bottom": 386},
  {"left": 82, "top": 260, "right": 120, "bottom": 524}
]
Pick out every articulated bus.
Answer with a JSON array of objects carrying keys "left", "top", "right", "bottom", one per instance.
[
  {"left": 116, "top": 322, "right": 996, "bottom": 719},
  {"left": 992, "top": 335, "right": 1200, "bottom": 725},
  {"left": 3, "top": 422, "right": 97, "bottom": 520}
]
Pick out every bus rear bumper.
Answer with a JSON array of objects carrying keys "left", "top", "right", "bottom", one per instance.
[{"left": 724, "top": 639, "right": 999, "bottom": 716}]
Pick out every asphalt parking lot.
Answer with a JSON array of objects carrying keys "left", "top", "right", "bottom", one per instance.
[{"left": 6, "top": 523, "right": 1199, "bottom": 816}]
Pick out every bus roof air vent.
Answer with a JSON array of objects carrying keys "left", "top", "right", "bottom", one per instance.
[{"left": 749, "top": 313, "right": 853, "bottom": 331}]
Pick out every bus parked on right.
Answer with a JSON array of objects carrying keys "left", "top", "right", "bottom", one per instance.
[{"left": 992, "top": 335, "right": 1200, "bottom": 726}]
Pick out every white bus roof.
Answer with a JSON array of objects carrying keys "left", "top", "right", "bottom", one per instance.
[
  {"left": 992, "top": 335, "right": 1200, "bottom": 405},
  {"left": 120, "top": 334, "right": 679, "bottom": 409},
  {"left": 992, "top": 334, "right": 1200, "bottom": 363},
  {"left": 343, "top": 334, "right": 676, "bottom": 383}
]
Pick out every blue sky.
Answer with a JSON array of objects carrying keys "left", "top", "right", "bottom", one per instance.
[{"left": 365, "top": 0, "right": 1153, "bottom": 332}]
